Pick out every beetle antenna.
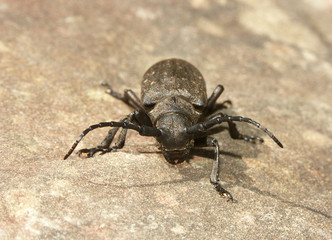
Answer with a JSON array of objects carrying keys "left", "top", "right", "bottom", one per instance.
[{"left": 187, "top": 113, "right": 283, "bottom": 148}]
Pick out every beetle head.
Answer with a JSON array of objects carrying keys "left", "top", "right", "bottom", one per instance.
[{"left": 156, "top": 113, "right": 193, "bottom": 164}]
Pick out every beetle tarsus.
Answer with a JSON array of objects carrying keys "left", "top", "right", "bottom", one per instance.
[
  {"left": 240, "top": 135, "right": 264, "bottom": 144},
  {"left": 219, "top": 100, "right": 232, "bottom": 109},
  {"left": 207, "top": 137, "right": 234, "bottom": 202},
  {"left": 77, "top": 147, "right": 112, "bottom": 158},
  {"left": 213, "top": 182, "right": 234, "bottom": 202}
]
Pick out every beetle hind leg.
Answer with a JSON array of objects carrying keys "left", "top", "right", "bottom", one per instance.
[{"left": 101, "top": 81, "right": 145, "bottom": 111}]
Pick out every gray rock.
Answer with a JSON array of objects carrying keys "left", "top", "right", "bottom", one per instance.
[{"left": 0, "top": 0, "right": 331, "bottom": 239}]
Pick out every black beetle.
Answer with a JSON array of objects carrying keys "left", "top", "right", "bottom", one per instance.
[{"left": 64, "top": 58, "right": 283, "bottom": 201}]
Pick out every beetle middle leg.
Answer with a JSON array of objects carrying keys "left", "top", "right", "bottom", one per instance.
[
  {"left": 206, "top": 114, "right": 264, "bottom": 144},
  {"left": 101, "top": 110, "right": 153, "bottom": 153},
  {"left": 204, "top": 85, "right": 232, "bottom": 115}
]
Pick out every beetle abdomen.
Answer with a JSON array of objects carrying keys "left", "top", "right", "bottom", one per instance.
[{"left": 141, "top": 58, "right": 207, "bottom": 107}]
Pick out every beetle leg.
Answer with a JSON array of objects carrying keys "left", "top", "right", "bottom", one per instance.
[
  {"left": 196, "top": 137, "right": 233, "bottom": 201},
  {"left": 76, "top": 113, "right": 134, "bottom": 158},
  {"left": 64, "top": 116, "right": 161, "bottom": 160},
  {"left": 77, "top": 110, "right": 153, "bottom": 158},
  {"left": 227, "top": 120, "right": 264, "bottom": 144},
  {"left": 108, "top": 109, "right": 152, "bottom": 151},
  {"left": 204, "top": 85, "right": 232, "bottom": 114},
  {"left": 101, "top": 82, "right": 145, "bottom": 111}
]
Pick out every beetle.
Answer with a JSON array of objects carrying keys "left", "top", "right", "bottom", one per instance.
[{"left": 64, "top": 58, "right": 283, "bottom": 201}]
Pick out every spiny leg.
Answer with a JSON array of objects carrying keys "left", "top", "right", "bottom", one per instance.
[
  {"left": 101, "top": 82, "right": 145, "bottom": 111},
  {"left": 187, "top": 113, "right": 283, "bottom": 148},
  {"left": 195, "top": 137, "right": 233, "bottom": 201}
]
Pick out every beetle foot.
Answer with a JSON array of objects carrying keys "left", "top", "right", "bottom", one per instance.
[
  {"left": 220, "top": 100, "right": 232, "bottom": 109},
  {"left": 77, "top": 147, "right": 112, "bottom": 158},
  {"left": 241, "top": 135, "right": 264, "bottom": 144},
  {"left": 100, "top": 81, "right": 112, "bottom": 93},
  {"left": 213, "top": 182, "right": 234, "bottom": 202},
  {"left": 213, "top": 100, "right": 232, "bottom": 112}
]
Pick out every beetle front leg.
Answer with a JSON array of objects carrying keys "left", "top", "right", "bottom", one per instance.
[
  {"left": 205, "top": 137, "right": 233, "bottom": 201},
  {"left": 106, "top": 109, "right": 154, "bottom": 153}
]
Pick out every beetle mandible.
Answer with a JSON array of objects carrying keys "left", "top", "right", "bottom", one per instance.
[{"left": 64, "top": 58, "right": 283, "bottom": 201}]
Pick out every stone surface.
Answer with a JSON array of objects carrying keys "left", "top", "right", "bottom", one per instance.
[{"left": 0, "top": 0, "right": 331, "bottom": 239}]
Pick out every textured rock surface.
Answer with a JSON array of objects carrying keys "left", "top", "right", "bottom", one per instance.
[{"left": 0, "top": 0, "right": 331, "bottom": 239}]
